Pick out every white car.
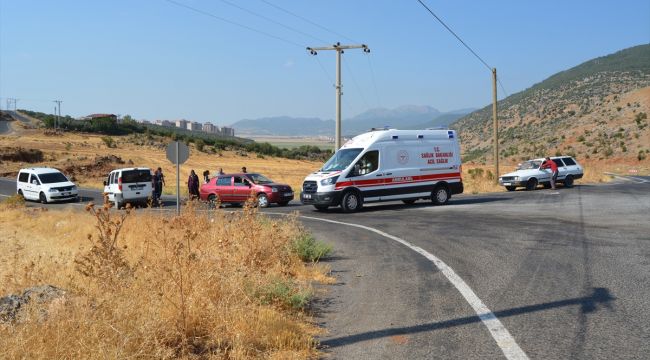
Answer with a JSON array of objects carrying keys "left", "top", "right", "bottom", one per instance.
[
  {"left": 103, "top": 167, "right": 153, "bottom": 209},
  {"left": 498, "top": 156, "right": 584, "bottom": 191},
  {"left": 16, "top": 167, "right": 79, "bottom": 203}
]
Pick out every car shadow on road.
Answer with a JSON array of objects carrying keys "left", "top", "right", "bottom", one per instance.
[
  {"left": 310, "top": 196, "right": 511, "bottom": 214},
  {"left": 319, "top": 287, "right": 615, "bottom": 349}
]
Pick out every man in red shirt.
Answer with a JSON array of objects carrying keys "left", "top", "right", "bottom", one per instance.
[{"left": 540, "top": 157, "right": 558, "bottom": 190}]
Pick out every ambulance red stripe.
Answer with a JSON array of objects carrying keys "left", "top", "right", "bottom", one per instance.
[{"left": 335, "top": 172, "right": 461, "bottom": 190}]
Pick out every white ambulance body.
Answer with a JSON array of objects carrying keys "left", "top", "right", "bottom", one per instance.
[{"left": 300, "top": 128, "right": 463, "bottom": 212}]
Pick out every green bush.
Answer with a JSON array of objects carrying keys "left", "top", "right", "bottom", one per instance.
[
  {"left": 290, "top": 233, "right": 332, "bottom": 262},
  {"left": 101, "top": 136, "right": 116, "bottom": 148},
  {"left": 255, "top": 279, "right": 312, "bottom": 310},
  {"left": 195, "top": 139, "right": 205, "bottom": 152}
]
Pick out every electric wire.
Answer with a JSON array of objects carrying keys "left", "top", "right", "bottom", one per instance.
[
  {"left": 415, "top": 0, "right": 492, "bottom": 71},
  {"left": 259, "top": 0, "right": 358, "bottom": 43},
  {"left": 163, "top": 0, "right": 304, "bottom": 48},
  {"left": 365, "top": 54, "right": 382, "bottom": 107},
  {"left": 216, "top": 0, "right": 328, "bottom": 44},
  {"left": 343, "top": 57, "right": 370, "bottom": 110}
]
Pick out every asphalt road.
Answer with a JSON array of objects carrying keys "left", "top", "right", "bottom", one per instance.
[{"left": 1, "top": 177, "right": 649, "bottom": 359}]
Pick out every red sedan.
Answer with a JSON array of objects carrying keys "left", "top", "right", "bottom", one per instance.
[{"left": 199, "top": 173, "right": 294, "bottom": 207}]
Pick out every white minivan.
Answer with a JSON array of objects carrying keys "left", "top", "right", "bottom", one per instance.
[
  {"left": 16, "top": 167, "right": 79, "bottom": 203},
  {"left": 300, "top": 128, "right": 464, "bottom": 212},
  {"left": 103, "top": 168, "right": 153, "bottom": 209}
]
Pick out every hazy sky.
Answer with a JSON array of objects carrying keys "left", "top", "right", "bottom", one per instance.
[{"left": 1, "top": 0, "right": 648, "bottom": 125}]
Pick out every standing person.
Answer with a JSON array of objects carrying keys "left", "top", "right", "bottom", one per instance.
[
  {"left": 202, "top": 170, "right": 210, "bottom": 184},
  {"left": 188, "top": 170, "right": 200, "bottom": 200},
  {"left": 152, "top": 168, "right": 161, "bottom": 206},
  {"left": 155, "top": 167, "right": 166, "bottom": 205},
  {"left": 541, "top": 157, "right": 558, "bottom": 190},
  {"left": 218, "top": 168, "right": 225, "bottom": 175},
  {"left": 241, "top": 166, "right": 247, "bottom": 173}
]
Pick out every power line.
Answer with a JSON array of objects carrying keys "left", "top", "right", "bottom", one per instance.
[
  {"left": 343, "top": 57, "right": 370, "bottom": 110},
  {"left": 163, "top": 0, "right": 304, "bottom": 48},
  {"left": 415, "top": 0, "right": 492, "bottom": 71},
  {"left": 259, "top": 0, "right": 358, "bottom": 43},
  {"left": 365, "top": 54, "right": 382, "bottom": 107},
  {"left": 216, "top": 0, "right": 328, "bottom": 44}
]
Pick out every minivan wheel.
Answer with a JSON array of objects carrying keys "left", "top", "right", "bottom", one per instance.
[
  {"left": 431, "top": 185, "right": 450, "bottom": 205},
  {"left": 257, "top": 193, "right": 269, "bottom": 208},
  {"left": 525, "top": 178, "right": 538, "bottom": 191},
  {"left": 39, "top": 192, "right": 48, "bottom": 204},
  {"left": 341, "top": 191, "right": 362, "bottom": 213},
  {"left": 564, "top": 175, "right": 574, "bottom": 188}
]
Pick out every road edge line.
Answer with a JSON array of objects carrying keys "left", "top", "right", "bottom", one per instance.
[{"left": 274, "top": 212, "right": 529, "bottom": 360}]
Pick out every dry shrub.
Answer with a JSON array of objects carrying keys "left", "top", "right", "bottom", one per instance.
[
  {"left": 462, "top": 164, "right": 504, "bottom": 194},
  {"left": 0, "top": 201, "right": 328, "bottom": 359}
]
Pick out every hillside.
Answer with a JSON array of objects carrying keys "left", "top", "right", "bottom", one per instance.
[{"left": 453, "top": 44, "right": 650, "bottom": 165}]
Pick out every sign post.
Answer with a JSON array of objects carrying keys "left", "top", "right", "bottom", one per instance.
[{"left": 166, "top": 141, "right": 189, "bottom": 215}]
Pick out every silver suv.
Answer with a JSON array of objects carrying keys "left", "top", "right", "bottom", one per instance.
[{"left": 498, "top": 156, "right": 583, "bottom": 191}]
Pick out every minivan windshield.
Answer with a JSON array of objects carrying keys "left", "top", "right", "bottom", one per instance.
[
  {"left": 517, "top": 161, "right": 542, "bottom": 170},
  {"left": 248, "top": 174, "right": 274, "bottom": 184},
  {"left": 321, "top": 148, "right": 363, "bottom": 172},
  {"left": 122, "top": 169, "right": 152, "bottom": 183},
  {"left": 38, "top": 172, "right": 68, "bottom": 184}
]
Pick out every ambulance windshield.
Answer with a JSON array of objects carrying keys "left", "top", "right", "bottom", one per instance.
[{"left": 321, "top": 148, "right": 363, "bottom": 172}]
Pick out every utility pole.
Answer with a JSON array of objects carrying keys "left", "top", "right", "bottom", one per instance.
[
  {"left": 53, "top": 100, "right": 62, "bottom": 131},
  {"left": 307, "top": 42, "right": 370, "bottom": 151},
  {"left": 492, "top": 68, "right": 499, "bottom": 182}
]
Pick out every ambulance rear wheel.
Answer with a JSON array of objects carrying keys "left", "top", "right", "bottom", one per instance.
[
  {"left": 431, "top": 185, "right": 450, "bottom": 205},
  {"left": 341, "top": 191, "right": 362, "bottom": 213},
  {"left": 314, "top": 205, "right": 329, "bottom": 211}
]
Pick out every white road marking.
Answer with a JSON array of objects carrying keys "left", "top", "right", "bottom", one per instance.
[
  {"left": 268, "top": 211, "right": 529, "bottom": 360},
  {"left": 604, "top": 173, "right": 649, "bottom": 184}
]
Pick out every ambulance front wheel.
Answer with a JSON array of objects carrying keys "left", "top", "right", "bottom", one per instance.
[
  {"left": 341, "top": 191, "right": 363, "bottom": 213},
  {"left": 431, "top": 185, "right": 450, "bottom": 205}
]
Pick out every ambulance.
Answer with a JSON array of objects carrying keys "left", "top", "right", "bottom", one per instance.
[{"left": 300, "top": 128, "right": 463, "bottom": 212}]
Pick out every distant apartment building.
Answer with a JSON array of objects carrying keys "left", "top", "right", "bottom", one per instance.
[
  {"left": 176, "top": 119, "right": 189, "bottom": 129},
  {"left": 141, "top": 120, "right": 151, "bottom": 125},
  {"left": 155, "top": 120, "right": 173, "bottom": 127},
  {"left": 203, "top": 122, "right": 217, "bottom": 133},
  {"left": 190, "top": 121, "right": 202, "bottom": 131},
  {"left": 221, "top": 126, "right": 235, "bottom": 137}
]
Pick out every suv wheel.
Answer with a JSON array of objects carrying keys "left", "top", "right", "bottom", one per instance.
[
  {"left": 431, "top": 185, "right": 450, "bottom": 205},
  {"left": 39, "top": 192, "right": 48, "bottom": 204},
  {"left": 564, "top": 175, "right": 574, "bottom": 188},
  {"left": 18, "top": 189, "right": 24, "bottom": 198},
  {"left": 341, "top": 191, "right": 362, "bottom": 213},
  {"left": 525, "top": 178, "right": 538, "bottom": 191},
  {"left": 257, "top": 193, "right": 269, "bottom": 208}
]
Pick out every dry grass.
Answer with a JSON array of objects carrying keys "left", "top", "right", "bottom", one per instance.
[{"left": 0, "top": 200, "right": 331, "bottom": 359}]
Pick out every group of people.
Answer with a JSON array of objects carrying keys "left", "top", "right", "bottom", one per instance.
[
  {"left": 187, "top": 166, "right": 249, "bottom": 200},
  {"left": 151, "top": 166, "right": 251, "bottom": 204}
]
